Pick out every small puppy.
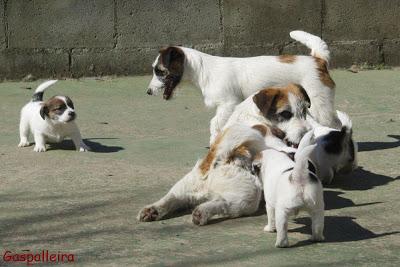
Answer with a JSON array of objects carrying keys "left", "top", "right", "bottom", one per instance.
[
  {"left": 18, "top": 80, "right": 89, "bottom": 152},
  {"left": 307, "top": 110, "right": 358, "bottom": 184},
  {"left": 138, "top": 124, "right": 266, "bottom": 225},
  {"left": 223, "top": 83, "right": 312, "bottom": 151},
  {"left": 260, "top": 131, "right": 324, "bottom": 247}
]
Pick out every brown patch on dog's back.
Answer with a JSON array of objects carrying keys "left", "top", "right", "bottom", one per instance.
[
  {"left": 252, "top": 124, "right": 268, "bottom": 137},
  {"left": 314, "top": 57, "right": 335, "bottom": 89},
  {"left": 278, "top": 55, "right": 297, "bottom": 64},
  {"left": 199, "top": 131, "right": 226, "bottom": 175}
]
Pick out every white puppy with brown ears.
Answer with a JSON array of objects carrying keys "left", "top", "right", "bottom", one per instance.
[
  {"left": 146, "top": 30, "right": 339, "bottom": 144},
  {"left": 18, "top": 80, "right": 89, "bottom": 152},
  {"left": 223, "top": 83, "right": 312, "bottom": 151},
  {"left": 138, "top": 124, "right": 266, "bottom": 225},
  {"left": 260, "top": 131, "right": 324, "bottom": 248}
]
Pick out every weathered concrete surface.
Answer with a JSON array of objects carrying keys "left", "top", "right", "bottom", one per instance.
[
  {"left": 0, "top": 71, "right": 399, "bottom": 266},
  {"left": 0, "top": 0, "right": 399, "bottom": 77},
  {"left": 117, "top": 0, "right": 222, "bottom": 48},
  {"left": 7, "top": 0, "right": 115, "bottom": 48},
  {"left": 223, "top": 0, "right": 321, "bottom": 56}
]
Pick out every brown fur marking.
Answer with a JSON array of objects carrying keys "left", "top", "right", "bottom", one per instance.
[
  {"left": 278, "top": 55, "right": 297, "bottom": 64},
  {"left": 199, "top": 130, "right": 226, "bottom": 175},
  {"left": 42, "top": 97, "right": 67, "bottom": 119},
  {"left": 314, "top": 57, "right": 335, "bottom": 89},
  {"left": 252, "top": 124, "right": 268, "bottom": 137}
]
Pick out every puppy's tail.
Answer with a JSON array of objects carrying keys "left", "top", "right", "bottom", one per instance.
[
  {"left": 289, "top": 30, "right": 330, "bottom": 63},
  {"left": 292, "top": 131, "right": 318, "bottom": 184},
  {"left": 336, "top": 110, "right": 352, "bottom": 133},
  {"left": 32, "top": 80, "right": 58, "bottom": 102},
  {"left": 216, "top": 124, "right": 267, "bottom": 163}
]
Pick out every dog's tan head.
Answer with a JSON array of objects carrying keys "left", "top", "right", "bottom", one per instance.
[
  {"left": 252, "top": 84, "right": 311, "bottom": 146},
  {"left": 146, "top": 46, "right": 185, "bottom": 100},
  {"left": 40, "top": 96, "right": 76, "bottom": 123}
]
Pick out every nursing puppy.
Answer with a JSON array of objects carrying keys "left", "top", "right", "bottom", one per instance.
[
  {"left": 307, "top": 110, "right": 358, "bottom": 184},
  {"left": 18, "top": 80, "right": 89, "bottom": 152},
  {"left": 260, "top": 131, "right": 324, "bottom": 248},
  {"left": 146, "top": 30, "right": 339, "bottom": 144},
  {"left": 138, "top": 124, "right": 266, "bottom": 225},
  {"left": 223, "top": 83, "right": 311, "bottom": 151}
]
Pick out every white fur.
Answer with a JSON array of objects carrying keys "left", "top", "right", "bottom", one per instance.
[
  {"left": 261, "top": 131, "right": 324, "bottom": 247},
  {"left": 147, "top": 30, "right": 340, "bottom": 144},
  {"left": 18, "top": 80, "right": 89, "bottom": 152},
  {"left": 138, "top": 124, "right": 266, "bottom": 225},
  {"left": 306, "top": 110, "right": 358, "bottom": 184}
]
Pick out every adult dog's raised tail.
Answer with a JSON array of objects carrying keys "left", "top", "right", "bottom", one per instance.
[{"left": 290, "top": 31, "right": 330, "bottom": 63}]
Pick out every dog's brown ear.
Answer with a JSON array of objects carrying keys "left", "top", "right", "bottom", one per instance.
[
  {"left": 252, "top": 89, "right": 279, "bottom": 117},
  {"left": 296, "top": 84, "right": 311, "bottom": 108},
  {"left": 159, "top": 47, "right": 185, "bottom": 74},
  {"left": 40, "top": 104, "right": 48, "bottom": 120},
  {"left": 288, "top": 84, "right": 311, "bottom": 108}
]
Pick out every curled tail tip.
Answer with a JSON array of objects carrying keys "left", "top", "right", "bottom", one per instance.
[{"left": 32, "top": 80, "right": 58, "bottom": 102}]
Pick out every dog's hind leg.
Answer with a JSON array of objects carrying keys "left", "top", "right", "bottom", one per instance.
[
  {"left": 191, "top": 197, "right": 228, "bottom": 225},
  {"left": 138, "top": 170, "right": 206, "bottom": 222},
  {"left": 264, "top": 203, "right": 276, "bottom": 232},
  {"left": 310, "top": 208, "right": 325, "bottom": 242},
  {"left": 274, "top": 208, "right": 290, "bottom": 247},
  {"left": 18, "top": 116, "right": 30, "bottom": 147}
]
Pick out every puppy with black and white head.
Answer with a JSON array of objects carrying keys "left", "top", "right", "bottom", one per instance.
[
  {"left": 307, "top": 110, "right": 358, "bottom": 184},
  {"left": 260, "top": 131, "right": 324, "bottom": 248},
  {"left": 18, "top": 80, "right": 89, "bottom": 152}
]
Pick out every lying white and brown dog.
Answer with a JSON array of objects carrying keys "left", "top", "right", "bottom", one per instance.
[
  {"left": 146, "top": 30, "right": 340, "bottom": 144},
  {"left": 260, "top": 131, "right": 324, "bottom": 248},
  {"left": 18, "top": 80, "right": 89, "bottom": 152},
  {"left": 223, "top": 83, "right": 312, "bottom": 151},
  {"left": 138, "top": 124, "right": 266, "bottom": 225},
  {"left": 306, "top": 110, "right": 358, "bottom": 184}
]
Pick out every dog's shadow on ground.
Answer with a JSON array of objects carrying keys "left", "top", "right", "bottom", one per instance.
[
  {"left": 289, "top": 216, "right": 399, "bottom": 248},
  {"left": 326, "top": 167, "right": 399, "bottom": 191},
  {"left": 357, "top": 135, "right": 400, "bottom": 152},
  {"left": 48, "top": 138, "right": 124, "bottom": 153}
]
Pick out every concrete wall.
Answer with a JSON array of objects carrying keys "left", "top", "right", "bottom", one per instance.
[{"left": 0, "top": 0, "right": 399, "bottom": 79}]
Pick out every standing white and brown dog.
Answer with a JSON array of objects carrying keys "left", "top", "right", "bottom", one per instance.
[
  {"left": 146, "top": 30, "right": 340, "bottom": 144},
  {"left": 18, "top": 80, "right": 89, "bottom": 152}
]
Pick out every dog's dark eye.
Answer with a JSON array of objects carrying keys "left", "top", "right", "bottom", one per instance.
[
  {"left": 279, "top": 110, "right": 293, "bottom": 120},
  {"left": 154, "top": 66, "right": 166, "bottom": 76}
]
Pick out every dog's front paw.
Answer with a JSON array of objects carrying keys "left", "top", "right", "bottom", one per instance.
[
  {"left": 79, "top": 146, "right": 90, "bottom": 152},
  {"left": 275, "top": 238, "right": 289, "bottom": 248},
  {"left": 137, "top": 206, "right": 159, "bottom": 222},
  {"left": 18, "top": 140, "right": 30, "bottom": 147},
  {"left": 311, "top": 234, "right": 325, "bottom": 242},
  {"left": 263, "top": 224, "right": 276, "bottom": 232},
  {"left": 192, "top": 208, "right": 208, "bottom": 226},
  {"left": 33, "top": 145, "right": 47, "bottom": 152}
]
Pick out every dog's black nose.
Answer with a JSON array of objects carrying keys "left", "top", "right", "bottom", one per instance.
[
  {"left": 146, "top": 88, "right": 153, "bottom": 95},
  {"left": 68, "top": 111, "right": 75, "bottom": 117}
]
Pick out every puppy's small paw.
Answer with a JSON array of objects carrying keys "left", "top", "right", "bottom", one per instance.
[
  {"left": 311, "top": 234, "right": 325, "bottom": 242},
  {"left": 33, "top": 145, "right": 46, "bottom": 152},
  {"left": 275, "top": 238, "right": 289, "bottom": 248},
  {"left": 137, "top": 206, "right": 159, "bottom": 222},
  {"left": 18, "top": 140, "right": 30, "bottom": 147},
  {"left": 263, "top": 224, "right": 276, "bottom": 232},
  {"left": 192, "top": 208, "right": 208, "bottom": 226},
  {"left": 79, "top": 146, "right": 90, "bottom": 152}
]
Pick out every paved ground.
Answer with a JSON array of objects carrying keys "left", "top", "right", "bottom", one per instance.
[{"left": 0, "top": 70, "right": 399, "bottom": 266}]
